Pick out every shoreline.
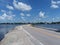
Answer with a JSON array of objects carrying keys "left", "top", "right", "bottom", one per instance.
[{"left": 0, "top": 25, "right": 35, "bottom": 45}]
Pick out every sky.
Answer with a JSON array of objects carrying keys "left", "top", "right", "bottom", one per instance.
[{"left": 0, "top": 0, "right": 60, "bottom": 23}]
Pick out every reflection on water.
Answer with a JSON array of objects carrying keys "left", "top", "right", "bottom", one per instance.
[{"left": 0, "top": 24, "right": 17, "bottom": 41}]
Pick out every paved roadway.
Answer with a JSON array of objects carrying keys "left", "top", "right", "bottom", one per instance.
[{"left": 23, "top": 25, "right": 60, "bottom": 45}]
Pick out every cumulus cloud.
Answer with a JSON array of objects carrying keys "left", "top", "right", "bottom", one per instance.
[
  {"left": 39, "top": 11, "right": 45, "bottom": 18},
  {"left": 21, "top": 16, "right": 26, "bottom": 22},
  {"left": 0, "top": 12, "right": 15, "bottom": 20},
  {"left": 51, "top": 4, "right": 59, "bottom": 8},
  {"left": 57, "top": 1, "right": 60, "bottom": 4},
  {"left": 52, "top": 18, "right": 55, "bottom": 21},
  {"left": 51, "top": 0, "right": 60, "bottom": 8},
  {"left": 51, "top": 0, "right": 57, "bottom": 4},
  {"left": 56, "top": 17, "right": 60, "bottom": 19},
  {"left": 13, "top": 0, "right": 32, "bottom": 11},
  {"left": 26, "top": 14, "right": 31, "bottom": 17},
  {"left": 6, "top": 5, "right": 14, "bottom": 10},
  {"left": 1, "top": 10, "right": 6, "bottom": 13},
  {"left": 20, "top": 13, "right": 24, "bottom": 16},
  {"left": 20, "top": 13, "right": 31, "bottom": 17}
]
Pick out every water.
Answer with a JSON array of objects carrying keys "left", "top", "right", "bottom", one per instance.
[
  {"left": 34, "top": 24, "right": 60, "bottom": 32},
  {"left": 0, "top": 24, "right": 18, "bottom": 41}
]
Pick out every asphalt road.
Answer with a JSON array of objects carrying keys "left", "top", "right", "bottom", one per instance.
[{"left": 23, "top": 25, "right": 60, "bottom": 45}]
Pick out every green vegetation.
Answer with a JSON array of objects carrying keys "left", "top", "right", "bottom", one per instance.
[{"left": 0, "top": 22, "right": 60, "bottom": 25}]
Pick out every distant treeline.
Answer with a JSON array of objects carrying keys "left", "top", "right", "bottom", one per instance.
[
  {"left": 31, "top": 22, "right": 60, "bottom": 24},
  {"left": 0, "top": 23, "right": 28, "bottom": 25},
  {"left": 0, "top": 22, "right": 60, "bottom": 24},
  {"left": 50, "top": 22, "right": 60, "bottom": 24}
]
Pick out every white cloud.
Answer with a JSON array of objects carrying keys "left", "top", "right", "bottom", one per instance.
[
  {"left": 20, "top": 13, "right": 24, "bottom": 16},
  {"left": 56, "top": 17, "right": 60, "bottom": 19},
  {"left": 51, "top": 4, "right": 59, "bottom": 8},
  {"left": 1, "top": 10, "right": 6, "bottom": 13},
  {"left": 39, "top": 11, "right": 45, "bottom": 18},
  {"left": 51, "top": 0, "right": 57, "bottom": 4},
  {"left": 13, "top": 0, "right": 32, "bottom": 11},
  {"left": 51, "top": 0, "right": 60, "bottom": 8},
  {"left": 52, "top": 18, "right": 55, "bottom": 21},
  {"left": 0, "top": 12, "right": 15, "bottom": 20},
  {"left": 21, "top": 16, "right": 26, "bottom": 21},
  {"left": 26, "top": 14, "right": 31, "bottom": 17},
  {"left": 6, "top": 5, "right": 14, "bottom": 10},
  {"left": 57, "top": 1, "right": 60, "bottom": 4},
  {"left": 20, "top": 13, "right": 31, "bottom": 17}
]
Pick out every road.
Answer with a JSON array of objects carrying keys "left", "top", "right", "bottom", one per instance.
[{"left": 23, "top": 25, "right": 60, "bottom": 45}]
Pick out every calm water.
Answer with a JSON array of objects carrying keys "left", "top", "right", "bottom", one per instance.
[
  {"left": 34, "top": 24, "right": 60, "bottom": 31},
  {"left": 0, "top": 24, "right": 18, "bottom": 41}
]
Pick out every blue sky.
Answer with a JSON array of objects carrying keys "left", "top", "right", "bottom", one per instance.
[{"left": 0, "top": 0, "right": 60, "bottom": 23}]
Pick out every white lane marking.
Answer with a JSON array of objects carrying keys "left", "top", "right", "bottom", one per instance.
[{"left": 21, "top": 26, "right": 44, "bottom": 45}]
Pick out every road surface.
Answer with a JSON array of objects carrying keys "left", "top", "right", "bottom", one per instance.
[
  {"left": 23, "top": 25, "right": 60, "bottom": 45},
  {"left": 0, "top": 26, "right": 35, "bottom": 45}
]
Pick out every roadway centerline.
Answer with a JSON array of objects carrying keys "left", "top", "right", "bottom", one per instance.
[{"left": 21, "top": 26, "right": 44, "bottom": 45}]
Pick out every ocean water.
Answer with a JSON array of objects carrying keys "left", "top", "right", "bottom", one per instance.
[
  {"left": 0, "top": 24, "right": 18, "bottom": 41},
  {"left": 34, "top": 24, "right": 60, "bottom": 31}
]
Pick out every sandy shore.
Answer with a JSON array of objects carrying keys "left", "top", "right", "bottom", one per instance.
[{"left": 0, "top": 25, "right": 34, "bottom": 45}]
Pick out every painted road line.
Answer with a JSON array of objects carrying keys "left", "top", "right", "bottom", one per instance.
[{"left": 21, "top": 26, "right": 44, "bottom": 45}]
